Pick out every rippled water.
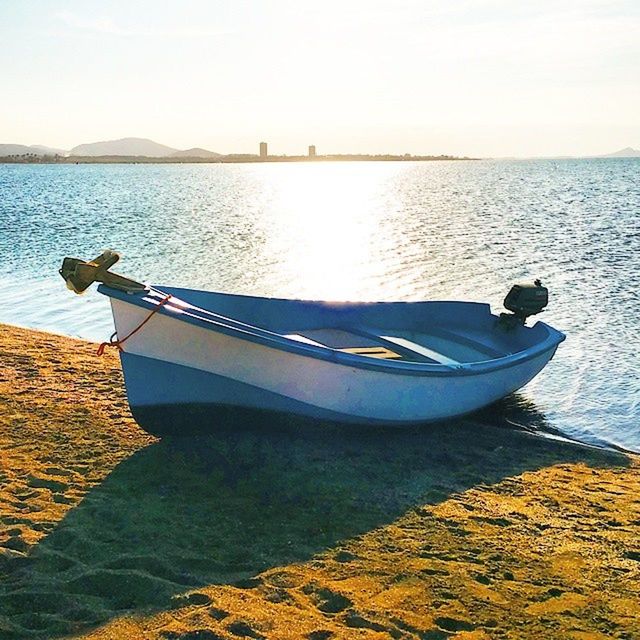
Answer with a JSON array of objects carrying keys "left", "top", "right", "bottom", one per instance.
[{"left": 1, "top": 160, "right": 638, "bottom": 451}]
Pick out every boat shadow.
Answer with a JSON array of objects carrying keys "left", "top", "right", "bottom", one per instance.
[
  {"left": 0, "top": 407, "right": 628, "bottom": 639},
  {"left": 471, "top": 392, "right": 558, "bottom": 433}
]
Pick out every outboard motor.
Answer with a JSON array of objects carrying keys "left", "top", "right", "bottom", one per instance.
[{"left": 499, "top": 279, "right": 548, "bottom": 328}]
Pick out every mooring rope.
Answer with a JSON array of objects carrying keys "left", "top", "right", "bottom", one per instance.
[{"left": 97, "top": 293, "right": 172, "bottom": 355}]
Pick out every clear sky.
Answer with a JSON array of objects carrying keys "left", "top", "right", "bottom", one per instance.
[{"left": 1, "top": 0, "right": 638, "bottom": 157}]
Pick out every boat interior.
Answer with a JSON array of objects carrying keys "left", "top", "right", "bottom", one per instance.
[
  {"left": 282, "top": 327, "right": 503, "bottom": 364},
  {"left": 143, "top": 286, "right": 550, "bottom": 367}
]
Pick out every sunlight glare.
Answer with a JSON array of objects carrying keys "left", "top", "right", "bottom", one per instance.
[{"left": 258, "top": 163, "right": 404, "bottom": 300}]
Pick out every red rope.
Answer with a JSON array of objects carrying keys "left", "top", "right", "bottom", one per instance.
[{"left": 97, "top": 294, "right": 172, "bottom": 355}]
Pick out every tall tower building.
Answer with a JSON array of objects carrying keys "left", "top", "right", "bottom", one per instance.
[
  {"left": 259, "top": 142, "right": 268, "bottom": 159},
  {"left": 308, "top": 145, "right": 316, "bottom": 158}
]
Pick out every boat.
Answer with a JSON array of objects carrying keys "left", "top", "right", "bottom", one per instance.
[{"left": 60, "top": 251, "right": 565, "bottom": 436}]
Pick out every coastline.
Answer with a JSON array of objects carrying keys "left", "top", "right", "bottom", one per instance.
[
  {"left": 1, "top": 323, "right": 639, "bottom": 639},
  {"left": 0, "top": 155, "right": 476, "bottom": 165}
]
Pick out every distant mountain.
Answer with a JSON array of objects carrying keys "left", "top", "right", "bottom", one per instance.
[
  {"left": 30, "top": 144, "right": 67, "bottom": 156},
  {"left": 69, "top": 137, "right": 178, "bottom": 157},
  {"left": 0, "top": 144, "right": 37, "bottom": 156},
  {"left": 169, "top": 147, "right": 221, "bottom": 158},
  {"left": 0, "top": 144, "right": 66, "bottom": 156},
  {"left": 1, "top": 138, "right": 223, "bottom": 160},
  {"left": 601, "top": 147, "right": 640, "bottom": 158}
]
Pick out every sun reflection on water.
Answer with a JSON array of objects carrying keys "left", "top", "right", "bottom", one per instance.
[{"left": 250, "top": 162, "right": 406, "bottom": 300}]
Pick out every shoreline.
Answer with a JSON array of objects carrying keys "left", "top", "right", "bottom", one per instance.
[
  {"left": 1, "top": 323, "right": 639, "bottom": 639},
  {"left": 0, "top": 155, "right": 477, "bottom": 165},
  {"left": 1, "top": 320, "right": 635, "bottom": 457},
  {"left": 2, "top": 156, "right": 637, "bottom": 166},
  {"left": 0, "top": 320, "right": 99, "bottom": 344},
  {"left": 1, "top": 321, "right": 632, "bottom": 456}
]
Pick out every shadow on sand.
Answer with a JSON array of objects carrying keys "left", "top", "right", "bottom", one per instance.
[{"left": 0, "top": 396, "right": 628, "bottom": 639}]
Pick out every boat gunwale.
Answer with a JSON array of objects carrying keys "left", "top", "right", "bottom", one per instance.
[{"left": 98, "top": 285, "right": 566, "bottom": 378}]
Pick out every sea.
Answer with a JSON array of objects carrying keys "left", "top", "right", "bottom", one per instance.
[{"left": 0, "top": 159, "right": 638, "bottom": 452}]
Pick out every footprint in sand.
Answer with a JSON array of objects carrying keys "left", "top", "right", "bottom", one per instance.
[
  {"left": 170, "top": 592, "right": 213, "bottom": 609},
  {"left": 161, "top": 631, "right": 226, "bottom": 640},
  {"left": 309, "top": 587, "right": 352, "bottom": 614},
  {"left": 26, "top": 475, "right": 68, "bottom": 493}
]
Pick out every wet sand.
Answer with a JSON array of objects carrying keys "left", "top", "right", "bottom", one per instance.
[{"left": 1, "top": 323, "right": 639, "bottom": 640}]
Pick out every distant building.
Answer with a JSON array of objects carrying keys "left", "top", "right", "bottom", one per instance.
[
  {"left": 308, "top": 145, "right": 316, "bottom": 158},
  {"left": 259, "top": 142, "right": 268, "bottom": 159}
]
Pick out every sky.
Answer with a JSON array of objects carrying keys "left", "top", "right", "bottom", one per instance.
[{"left": 1, "top": 0, "right": 639, "bottom": 157}]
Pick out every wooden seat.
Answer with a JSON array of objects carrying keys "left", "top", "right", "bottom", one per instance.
[
  {"left": 338, "top": 346, "right": 403, "bottom": 360},
  {"left": 379, "top": 335, "right": 461, "bottom": 365},
  {"left": 284, "top": 333, "right": 403, "bottom": 360}
]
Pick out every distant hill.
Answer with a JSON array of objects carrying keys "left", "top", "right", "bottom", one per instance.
[
  {"left": 169, "top": 147, "right": 221, "bottom": 158},
  {"left": 69, "top": 137, "right": 178, "bottom": 157},
  {"left": 601, "top": 147, "right": 640, "bottom": 158},
  {"left": 0, "top": 144, "right": 38, "bottom": 156},
  {"left": 0, "top": 144, "right": 66, "bottom": 156},
  {"left": 29, "top": 144, "right": 67, "bottom": 156}
]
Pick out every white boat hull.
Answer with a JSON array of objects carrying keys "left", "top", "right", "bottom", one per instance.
[{"left": 111, "top": 297, "right": 559, "bottom": 434}]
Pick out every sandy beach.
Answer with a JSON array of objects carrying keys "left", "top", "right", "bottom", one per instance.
[{"left": 1, "top": 323, "right": 639, "bottom": 640}]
